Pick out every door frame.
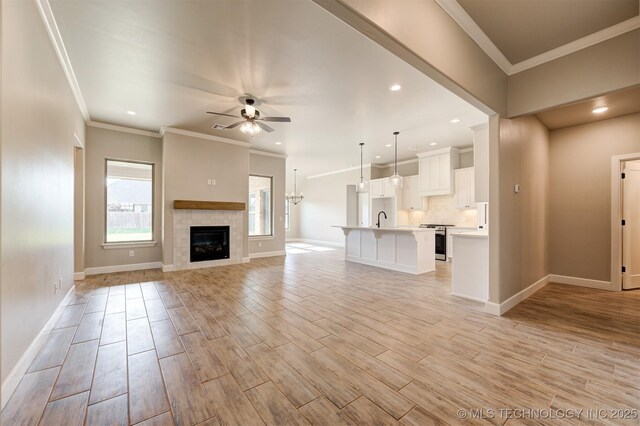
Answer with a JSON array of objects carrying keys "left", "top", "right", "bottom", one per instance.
[{"left": 611, "top": 152, "right": 640, "bottom": 291}]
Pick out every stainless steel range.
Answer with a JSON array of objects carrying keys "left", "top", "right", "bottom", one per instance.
[{"left": 419, "top": 224, "right": 454, "bottom": 261}]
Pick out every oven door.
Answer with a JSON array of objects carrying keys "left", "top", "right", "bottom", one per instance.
[{"left": 435, "top": 231, "right": 446, "bottom": 260}]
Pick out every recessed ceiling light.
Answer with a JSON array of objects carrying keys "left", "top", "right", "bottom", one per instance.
[
  {"left": 408, "top": 146, "right": 419, "bottom": 151},
  {"left": 385, "top": 144, "right": 392, "bottom": 147},
  {"left": 592, "top": 106, "right": 608, "bottom": 114},
  {"left": 375, "top": 155, "right": 381, "bottom": 159},
  {"left": 430, "top": 142, "right": 437, "bottom": 146},
  {"left": 275, "top": 142, "right": 282, "bottom": 145},
  {"left": 389, "top": 84, "right": 402, "bottom": 92},
  {"left": 126, "top": 110, "right": 136, "bottom": 116},
  {"left": 450, "top": 118, "right": 460, "bottom": 123}
]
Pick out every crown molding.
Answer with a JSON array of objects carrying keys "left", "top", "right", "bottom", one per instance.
[
  {"left": 306, "top": 163, "right": 377, "bottom": 180},
  {"left": 436, "top": 0, "right": 640, "bottom": 76},
  {"left": 380, "top": 158, "right": 419, "bottom": 168},
  {"left": 249, "top": 149, "right": 288, "bottom": 159},
  {"left": 510, "top": 16, "right": 640, "bottom": 74},
  {"left": 35, "top": 0, "right": 90, "bottom": 121},
  {"left": 87, "top": 121, "right": 161, "bottom": 138},
  {"left": 160, "top": 127, "right": 251, "bottom": 147},
  {"left": 434, "top": 0, "right": 512, "bottom": 74}
]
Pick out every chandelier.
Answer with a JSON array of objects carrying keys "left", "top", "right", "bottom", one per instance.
[{"left": 286, "top": 168, "right": 304, "bottom": 205}]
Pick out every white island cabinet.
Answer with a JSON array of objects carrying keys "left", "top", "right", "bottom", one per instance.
[
  {"left": 335, "top": 226, "right": 435, "bottom": 275},
  {"left": 451, "top": 231, "right": 489, "bottom": 301}
]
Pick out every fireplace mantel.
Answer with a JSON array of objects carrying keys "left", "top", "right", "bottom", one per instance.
[{"left": 173, "top": 200, "right": 246, "bottom": 211}]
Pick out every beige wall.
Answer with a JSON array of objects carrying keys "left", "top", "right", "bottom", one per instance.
[
  {"left": 508, "top": 30, "right": 640, "bottom": 117},
  {"left": 84, "top": 126, "right": 163, "bottom": 268},
  {"left": 498, "top": 116, "right": 550, "bottom": 301},
  {"left": 1, "top": 0, "right": 85, "bottom": 381},
  {"left": 162, "top": 132, "right": 249, "bottom": 264},
  {"left": 298, "top": 167, "right": 371, "bottom": 244},
  {"left": 549, "top": 113, "right": 640, "bottom": 281},
  {"left": 249, "top": 153, "right": 286, "bottom": 255},
  {"left": 318, "top": 0, "right": 507, "bottom": 115}
]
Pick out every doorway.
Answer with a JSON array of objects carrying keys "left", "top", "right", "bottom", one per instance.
[
  {"left": 622, "top": 160, "right": 640, "bottom": 289},
  {"left": 73, "top": 144, "right": 85, "bottom": 279},
  {"left": 611, "top": 153, "right": 640, "bottom": 291}
]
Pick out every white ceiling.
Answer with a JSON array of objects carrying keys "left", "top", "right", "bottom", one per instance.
[{"left": 49, "top": 0, "right": 487, "bottom": 182}]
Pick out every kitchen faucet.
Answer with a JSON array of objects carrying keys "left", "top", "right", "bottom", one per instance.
[{"left": 376, "top": 211, "right": 387, "bottom": 228}]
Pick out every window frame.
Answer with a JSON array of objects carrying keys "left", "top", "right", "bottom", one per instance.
[
  {"left": 104, "top": 158, "right": 155, "bottom": 245},
  {"left": 285, "top": 198, "right": 290, "bottom": 230},
  {"left": 248, "top": 174, "right": 274, "bottom": 238}
]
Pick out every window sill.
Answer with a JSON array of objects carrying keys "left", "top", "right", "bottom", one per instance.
[
  {"left": 249, "top": 236, "right": 275, "bottom": 241},
  {"left": 102, "top": 241, "right": 157, "bottom": 250}
]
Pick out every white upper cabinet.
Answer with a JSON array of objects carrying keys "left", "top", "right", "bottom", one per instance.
[
  {"left": 370, "top": 177, "right": 396, "bottom": 199},
  {"left": 454, "top": 167, "right": 476, "bottom": 209},
  {"left": 402, "top": 175, "right": 427, "bottom": 210},
  {"left": 417, "top": 147, "right": 460, "bottom": 196}
]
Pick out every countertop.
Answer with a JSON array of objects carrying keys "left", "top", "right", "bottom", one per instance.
[
  {"left": 451, "top": 231, "right": 488, "bottom": 238},
  {"left": 334, "top": 226, "right": 435, "bottom": 233}
]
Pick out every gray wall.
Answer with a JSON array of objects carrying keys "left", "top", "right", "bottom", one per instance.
[
  {"left": 249, "top": 153, "right": 286, "bottom": 255},
  {"left": 1, "top": 0, "right": 85, "bottom": 381},
  {"left": 498, "top": 116, "right": 550, "bottom": 301},
  {"left": 84, "top": 126, "right": 163, "bottom": 268},
  {"left": 549, "top": 113, "right": 640, "bottom": 281},
  {"left": 74, "top": 147, "right": 85, "bottom": 273},
  {"left": 162, "top": 132, "right": 249, "bottom": 264}
]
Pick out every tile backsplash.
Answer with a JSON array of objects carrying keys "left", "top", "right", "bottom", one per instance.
[{"left": 402, "top": 194, "right": 477, "bottom": 227}]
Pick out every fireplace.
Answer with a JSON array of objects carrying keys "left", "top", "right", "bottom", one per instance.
[{"left": 190, "top": 226, "right": 230, "bottom": 262}]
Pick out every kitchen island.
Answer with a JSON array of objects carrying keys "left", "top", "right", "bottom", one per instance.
[{"left": 335, "top": 226, "right": 435, "bottom": 274}]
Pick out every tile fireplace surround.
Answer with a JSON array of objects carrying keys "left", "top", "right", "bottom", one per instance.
[{"left": 173, "top": 209, "right": 244, "bottom": 271}]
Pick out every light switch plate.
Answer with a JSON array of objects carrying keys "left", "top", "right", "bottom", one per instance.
[{"left": 514, "top": 184, "right": 521, "bottom": 193}]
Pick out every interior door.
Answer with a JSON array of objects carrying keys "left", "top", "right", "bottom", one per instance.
[{"left": 623, "top": 161, "right": 640, "bottom": 289}]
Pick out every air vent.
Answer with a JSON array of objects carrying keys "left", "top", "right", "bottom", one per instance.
[{"left": 211, "top": 123, "right": 228, "bottom": 130}]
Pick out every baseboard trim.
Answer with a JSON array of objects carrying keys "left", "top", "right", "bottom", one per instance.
[
  {"left": 85, "top": 261, "right": 162, "bottom": 276},
  {"left": 249, "top": 250, "right": 286, "bottom": 259},
  {"left": 1, "top": 284, "right": 76, "bottom": 409},
  {"left": 484, "top": 274, "right": 550, "bottom": 316},
  {"left": 549, "top": 274, "right": 615, "bottom": 291},
  {"left": 73, "top": 271, "right": 85, "bottom": 281},
  {"left": 451, "top": 292, "right": 487, "bottom": 303},
  {"left": 162, "top": 264, "right": 175, "bottom": 273},
  {"left": 288, "top": 238, "right": 344, "bottom": 248}
]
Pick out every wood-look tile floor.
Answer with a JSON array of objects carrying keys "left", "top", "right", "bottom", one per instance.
[{"left": 3, "top": 245, "right": 639, "bottom": 425}]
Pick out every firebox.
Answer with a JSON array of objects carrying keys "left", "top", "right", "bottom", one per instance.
[{"left": 190, "top": 226, "right": 230, "bottom": 262}]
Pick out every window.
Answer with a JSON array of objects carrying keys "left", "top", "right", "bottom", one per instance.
[
  {"left": 249, "top": 175, "right": 272, "bottom": 236},
  {"left": 285, "top": 198, "right": 290, "bottom": 230},
  {"left": 106, "top": 160, "right": 154, "bottom": 243}
]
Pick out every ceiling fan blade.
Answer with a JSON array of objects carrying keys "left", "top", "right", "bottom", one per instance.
[
  {"left": 224, "top": 121, "right": 245, "bottom": 129},
  {"left": 206, "top": 111, "right": 238, "bottom": 118},
  {"left": 256, "top": 121, "right": 275, "bottom": 133},
  {"left": 259, "top": 116, "right": 291, "bottom": 123}
]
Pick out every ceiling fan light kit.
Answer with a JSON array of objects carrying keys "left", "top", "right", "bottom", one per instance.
[
  {"left": 389, "top": 131, "right": 403, "bottom": 188},
  {"left": 207, "top": 97, "right": 291, "bottom": 136},
  {"left": 286, "top": 168, "right": 304, "bottom": 205},
  {"left": 356, "top": 142, "right": 369, "bottom": 193}
]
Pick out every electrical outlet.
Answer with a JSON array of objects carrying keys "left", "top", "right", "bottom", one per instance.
[{"left": 129, "top": 250, "right": 135, "bottom": 257}]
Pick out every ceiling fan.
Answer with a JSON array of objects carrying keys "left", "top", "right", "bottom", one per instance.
[{"left": 207, "top": 98, "right": 291, "bottom": 135}]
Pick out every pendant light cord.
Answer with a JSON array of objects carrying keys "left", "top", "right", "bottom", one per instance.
[
  {"left": 393, "top": 131, "right": 399, "bottom": 175},
  {"left": 293, "top": 169, "right": 297, "bottom": 195}
]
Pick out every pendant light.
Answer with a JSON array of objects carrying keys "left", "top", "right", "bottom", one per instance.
[
  {"left": 356, "top": 142, "right": 369, "bottom": 193},
  {"left": 389, "top": 131, "right": 403, "bottom": 188},
  {"left": 286, "top": 169, "right": 304, "bottom": 205}
]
